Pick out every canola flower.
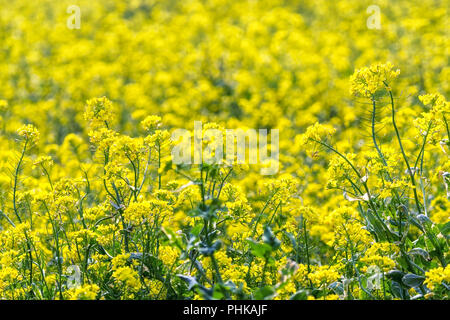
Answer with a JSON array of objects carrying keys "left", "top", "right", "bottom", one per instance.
[
  {"left": 0, "top": 0, "right": 448, "bottom": 301},
  {"left": 350, "top": 62, "right": 401, "bottom": 98}
]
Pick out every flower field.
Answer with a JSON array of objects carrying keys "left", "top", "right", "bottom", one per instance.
[{"left": 0, "top": 0, "right": 448, "bottom": 300}]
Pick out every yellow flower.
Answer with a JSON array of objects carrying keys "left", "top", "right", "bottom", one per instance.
[
  {"left": 159, "top": 245, "right": 179, "bottom": 266},
  {"left": 141, "top": 115, "right": 162, "bottom": 132},
  {"left": 308, "top": 265, "right": 340, "bottom": 288},
  {"left": 84, "top": 97, "right": 115, "bottom": 129},
  {"left": 0, "top": 99, "right": 8, "bottom": 112},
  {"left": 424, "top": 266, "right": 450, "bottom": 291},
  {"left": 360, "top": 242, "right": 399, "bottom": 273},
  {"left": 17, "top": 124, "right": 40, "bottom": 144},
  {"left": 350, "top": 62, "right": 400, "bottom": 98},
  {"left": 300, "top": 122, "right": 336, "bottom": 158},
  {"left": 112, "top": 253, "right": 131, "bottom": 270},
  {"left": 112, "top": 266, "right": 141, "bottom": 291},
  {"left": 66, "top": 284, "right": 100, "bottom": 300}
]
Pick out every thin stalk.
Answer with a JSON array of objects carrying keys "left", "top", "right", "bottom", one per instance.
[
  {"left": 371, "top": 98, "right": 388, "bottom": 167},
  {"left": 384, "top": 82, "right": 422, "bottom": 215},
  {"left": 13, "top": 139, "right": 28, "bottom": 223}
]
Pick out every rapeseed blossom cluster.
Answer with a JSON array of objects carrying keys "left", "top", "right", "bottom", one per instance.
[{"left": 350, "top": 62, "right": 400, "bottom": 98}]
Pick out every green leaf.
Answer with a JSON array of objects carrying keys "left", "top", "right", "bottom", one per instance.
[
  {"left": 439, "top": 221, "right": 450, "bottom": 237},
  {"left": 247, "top": 239, "right": 272, "bottom": 258},
  {"left": 197, "top": 286, "right": 214, "bottom": 300},
  {"left": 390, "top": 280, "right": 405, "bottom": 299},
  {"left": 408, "top": 248, "right": 431, "bottom": 261},
  {"left": 402, "top": 273, "right": 425, "bottom": 288},
  {"left": 284, "top": 231, "right": 297, "bottom": 248},
  {"left": 386, "top": 270, "right": 405, "bottom": 282},
  {"left": 198, "top": 240, "right": 222, "bottom": 256},
  {"left": 253, "top": 285, "right": 276, "bottom": 300},
  {"left": 177, "top": 274, "right": 199, "bottom": 291},
  {"left": 262, "top": 226, "right": 281, "bottom": 250},
  {"left": 290, "top": 289, "right": 309, "bottom": 300},
  {"left": 212, "top": 287, "right": 224, "bottom": 300},
  {"left": 417, "top": 214, "right": 432, "bottom": 225},
  {"left": 328, "top": 281, "right": 344, "bottom": 295},
  {"left": 161, "top": 227, "right": 185, "bottom": 250},
  {"left": 191, "top": 222, "right": 203, "bottom": 237}
]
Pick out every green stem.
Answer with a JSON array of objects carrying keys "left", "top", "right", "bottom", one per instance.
[
  {"left": 13, "top": 140, "right": 28, "bottom": 223},
  {"left": 384, "top": 82, "right": 422, "bottom": 215}
]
